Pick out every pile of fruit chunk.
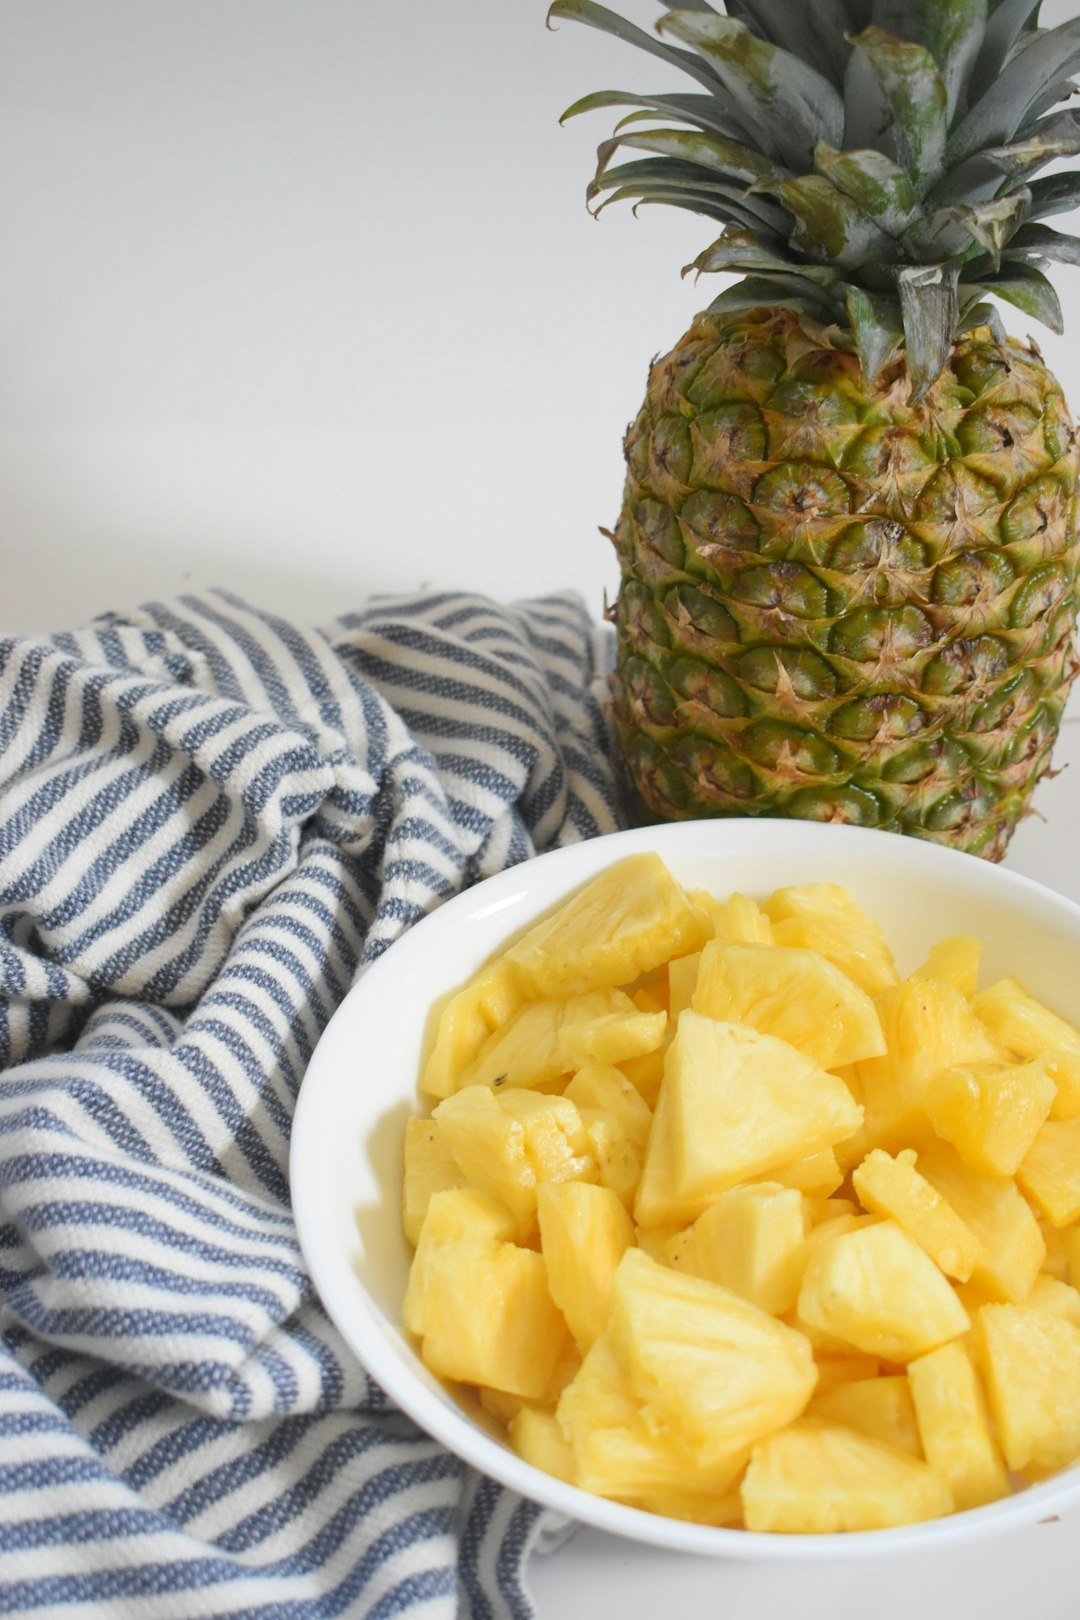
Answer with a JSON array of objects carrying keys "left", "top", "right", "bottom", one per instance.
[{"left": 401, "top": 853, "right": 1080, "bottom": 1533}]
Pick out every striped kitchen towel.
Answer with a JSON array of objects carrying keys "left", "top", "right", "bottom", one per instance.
[{"left": 0, "top": 589, "right": 623, "bottom": 1618}]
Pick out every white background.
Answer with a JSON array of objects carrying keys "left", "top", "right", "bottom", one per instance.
[
  {"left": 0, "top": 0, "right": 1077, "bottom": 638},
  {"left": 2, "top": 5, "right": 1080, "bottom": 1615}
]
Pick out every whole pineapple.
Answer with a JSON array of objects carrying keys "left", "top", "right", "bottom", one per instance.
[{"left": 552, "top": 0, "right": 1080, "bottom": 857}]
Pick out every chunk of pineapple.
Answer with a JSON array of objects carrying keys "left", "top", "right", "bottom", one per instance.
[
  {"left": 456, "top": 990, "right": 664, "bottom": 1092},
  {"left": 741, "top": 1418, "right": 953, "bottom": 1533},
  {"left": 756, "top": 1149, "right": 844, "bottom": 1198},
  {"left": 618, "top": 1047, "right": 665, "bottom": 1109},
  {"left": 667, "top": 951, "right": 701, "bottom": 1025},
  {"left": 853, "top": 977, "right": 1005, "bottom": 1155},
  {"left": 689, "top": 1183, "right": 807, "bottom": 1317},
  {"left": 634, "top": 1012, "right": 862, "bottom": 1227},
  {"left": 797, "top": 1220, "right": 970, "bottom": 1361},
  {"left": 913, "top": 935, "right": 983, "bottom": 1000},
  {"left": 924, "top": 1058, "right": 1056, "bottom": 1178},
  {"left": 851, "top": 1148, "right": 981, "bottom": 1282},
  {"left": 973, "top": 978, "right": 1080, "bottom": 1061},
  {"left": 557, "top": 1331, "right": 749, "bottom": 1504},
  {"left": 565, "top": 1063, "right": 653, "bottom": 1210},
  {"left": 434, "top": 1085, "right": 595, "bottom": 1226},
  {"left": 506, "top": 853, "right": 708, "bottom": 998},
  {"left": 1017, "top": 1118, "right": 1080, "bottom": 1227},
  {"left": 977, "top": 1302, "right": 1080, "bottom": 1473},
  {"left": 609, "top": 1248, "right": 817, "bottom": 1463},
  {"left": 812, "top": 1353, "right": 882, "bottom": 1391},
  {"left": 916, "top": 1141, "right": 1045, "bottom": 1303},
  {"left": 404, "top": 1190, "right": 567, "bottom": 1397},
  {"left": 692, "top": 940, "right": 886, "bottom": 1069},
  {"left": 907, "top": 1340, "right": 1009, "bottom": 1510},
  {"left": 421, "top": 957, "right": 525, "bottom": 1098},
  {"left": 763, "top": 883, "right": 899, "bottom": 997},
  {"left": 810, "top": 1374, "right": 921, "bottom": 1456},
  {"left": 508, "top": 1407, "right": 577, "bottom": 1484},
  {"left": 402, "top": 1115, "right": 467, "bottom": 1247},
  {"left": 537, "top": 1181, "right": 634, "bottom": 1352},
  {"left": 1027, "top": 1273, "right": 1080, "bottom": 1328},
  {"left": 477, "top": 1336, "right": 582, "bottom": 1427},
  {"left": 1043, "top": 1048, "right": 1080, "bottom": 1121},
  {"left": 803, "top": 1196, "right": 858, "bottom": 1226},
  {"left": 710, "top": 891, "right": 774, "bottom": 945}
]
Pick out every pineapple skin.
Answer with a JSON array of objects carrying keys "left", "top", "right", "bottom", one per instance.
[{"left": 611, "top": 310, "right": 1080, "bottom": 858}]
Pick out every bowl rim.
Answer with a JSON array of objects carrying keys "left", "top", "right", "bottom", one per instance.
[{"left": 291, "top": 818, "right": 1080, "bottom": 1558}]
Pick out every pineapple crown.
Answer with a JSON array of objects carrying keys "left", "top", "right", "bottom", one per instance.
[{"left": 550, "top": 0, "right": 1080, "bottom": 397}]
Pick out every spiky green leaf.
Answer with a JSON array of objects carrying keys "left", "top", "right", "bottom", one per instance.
[
  {"left": 969, "top": 0, "right": 1044, "bottom": 102},
  {"left": 927, "top": 109, "right": 1080, "bottom": 206},
  {"left": 589, "top": 157, "right": 792, "bottom": 228},
  {"left": 1026, "top": 169, "right": 1080, "bottom": 217},
  {"left": 844, "top": 28, "right": 949, "bottom": 192},
  {"left": 975, "top": 262, "right": 1064, "bottom": 329},
  {"left": 756, "top": 173, "right": 894, "bottom": 267},
  {"left": 896, "top": 261, "right": 960, "bottom": 399},
  {"left": 596, "top": 127, "right": 786, "bottom": 186},
  {"left": 844, "top": 285, "right": 905, "bottom": 381},
  {"left": 591, "top": 183, "right": 739, "bottom": 224},
  {"left": 1000, "top": 221, "right": 1080, "bottom": 264},
  {"left": 720, "top": 0, "right": 854, "bottom": 87},
  {"left": 706, "top": 272, "right": 842, "bottom": 321},
  {"left": 657, "top": 11, "right": 844, "bottom": 168},
  {"left": 957, "top": 299, "right": 1008, "bottom": 340},
  {"left": 547, "top": 1, "right": 725, "bottom": 94},
  {"left": 948, "top": 17, "right": 1080, "bottom": 161},
  {"left": 813, "top": 143, "right": 917, "bottom": 233},
  {"left": 903, "top": 190, "right": 1029, "bottom": 265},
  {"left": 560, "top": 89, "right": 753, "bottom": 142},
  {"left": 924, "top": 0, "right": 989, "bottom": 120},
  {"left": 688, "top": 228, "right": 841, "bottom": 287}
]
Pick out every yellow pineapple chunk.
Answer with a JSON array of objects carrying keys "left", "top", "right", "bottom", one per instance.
[
  {"left": 804, "top": 1196, "right": 858, "bottom": 1226},
  {"left": 692, "top": 940, "right": 886, "bottom": 1068},
  {"left": 1038, "top": 1217, "right": 1070, "bottom": 1279},
  {"left": 508, "top": 1407, "right": 577, "bottom": 1484},
  {"left": 434, "top": 1085, "right": 594, "bottom": 1226},
  {"left": 907, "top": 1341, "right": 1009, "bottom": 1510},
  {"left": 402, "top": 1115, "right": 466, "bottom": 1247},
  {"left": 404, "top": 1190, "right": 567, "bottom": 1397},
  {"left": 924, "top": 1059, "right": 1056, "bottom": 1177},
  {"left": 913, "top": 935, "right": 983, "bottom": 1000},
  {"left": 1027, "top": 1273, "right": 1080, "bottom": 1328},
  {"left": 421, "top": 958, "right": 524, "bottom": 1099},
  {"left": 477, "top": 1336, "right": 582, "bottom": 1426},
  {"left": 667, "top": 951, "right": 701, "bottom": 1024},
  {"left": 609, "top": 1248, "right": 817, "bottom": 1462},
  {"left": 977, "top": 1302, "right": 1080, "bottom": 1472},
  {"left": 755, "top": 1149, "right": 844, "bottom": 1197},
  {"left": 1065, "top": 1227, "right": 1080, "bottom": 1287},
  {"left": 618, "top": 1047, "right": 665, "bottom": 1109},
  {"left": 763, "top": 883, "right": 899, "bottom": 997},
  {"left": 565, "top": 1063, "right": 653, "bottom": 1209},
  {"left": 689, "top": 1183, "right": 808, "bottom": 1316},
  {"left": 853, "top": 977, "right": 1005, "bottom": 1155},
  {"left": 810, "top": 1375, "right": 921, "bottom": 1456},
  {"left": 557, "top": 1331, "right": 748, "bottom": 1504},
  {"left": 710, "top": 891, "right": 774, "bottom": 945},
  {"left": 1043, "top": 1048, "right": 1080, "bottom": 1120},
  {"left": 973, "top": 977, "right": 1080, "bottom": 1063},
  {"left": 1017, "top": 1118, "right": 1080, "bottom": 1227},
  {"left": 741, "top": 1418, "right": 953, "bottom": 1533},
  {"left": 917, "top": 1141, "right": 1045, "bottom": 1303},
  {"left": 456, "top": 990, "right": 664, "bottom": 1092},
  {"left": 537, "top": 1181, "right": 634, "bottom": 1352},
  {"left": 634, "top": 1012, "right": 862, "bottom": 1227},
  {"left": 813, "top": 1353, "right": 881, "bottom": 1391},
  {"left": 797, "top": 1220, "right": 970, "bottom": 1361},
  {"left": 505, "top": 853, "right": 708, "bottom": 998},
  {"left": 851, "top": 1148, "right": 982, "bottom": 1282}
]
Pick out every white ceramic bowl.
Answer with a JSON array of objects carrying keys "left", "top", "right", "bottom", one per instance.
[{"left": 290, "top": 819, "right": 1080, "bottom": 1559}]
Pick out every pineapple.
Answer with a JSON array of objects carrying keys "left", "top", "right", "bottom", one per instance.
[
  {"left": 710, "top": 890, "right": 773, "bottom": 945},
  {"left": 761, "top": 883, "right": 898, "bottom": 996},
  {"left": 635, "top": 1010, "right": 862, "bottom": 1226},
  {"left": 434, "top": 1085, "right": 595, "bottom": 1226},
  {"left": 1017, "top": 1117, "right": 1080, "bottom": 1226},
  {"left": 977, "top": 1302, "right": 1080, "bottom": 1473},
  {"left": 741, "top": 1419, "right": 953, "bottom": 1533},
  {"left": 565, "top": 1062, "right": 653, "bottom": 1208},
  {"left": 551, "top": 0, "right": 1080, "bottom": 856},
  {"left": 917, "top": 1140, "right": 1045, "bottom": 1302},
  {"left": 972, "top": 978, "right": 1080, "bottom": 1062},
  {"left": 608, "top": 1247, "right": 818, "bottom": 1462},
  {"left": 402, "top": 1115, "right": 466, "bottom": 1246},
  {"left": 851, "top": 1147, "right": 981, "bottom": 1282},
  {"left": 797, "top": 1219, "right": 970, "bottom": 1360},
  {"left": 924, "top": 1057, "right": 1057, "bottom": 1177},
  {"left": 914, "top": 936, "right": 983, "bottom": 1001},
  {"left": 689, "top": 1182, "right": 808, "bottom": 1316},
  {"left": 537, "top": 1180, "right": 635, "bottom": 1350},
  {"left": 907, "top": 1340, "right": 1009, "bottom": 1510},
  {"left": 454, "top": 988, "right": 664, "bottom": 1093},
  {"left": 691, "top": 938, "right": 886, "bottom": 1068},
  {"left": 810, "top": 1373, "right": 922, "bottom": 1456},
  {"left": 421, "top": 956, "right": 524, "bottom": 1099},
  {"left": 505, "top": 852, "right": 707, "bottom": 996},
  {"left": 508, "top": 1407, "right": 577, "bottom": 1484},
  {"left": 1027, "top": 1272, "right": 1080, "bottom": 1328}
]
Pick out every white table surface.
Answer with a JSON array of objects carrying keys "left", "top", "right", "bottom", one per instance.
[{"left": 530, "top": 709, "right": 1080, "bottom": 1620}]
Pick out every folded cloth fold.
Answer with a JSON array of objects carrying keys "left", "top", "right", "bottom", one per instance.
[{"left": 0, "top": 589, "right": 623, "bottom": 1618}]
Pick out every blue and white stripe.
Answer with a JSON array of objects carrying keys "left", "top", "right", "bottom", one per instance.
[{"left": 0, "top": 590, "right": 621, "bottom": 1616}]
